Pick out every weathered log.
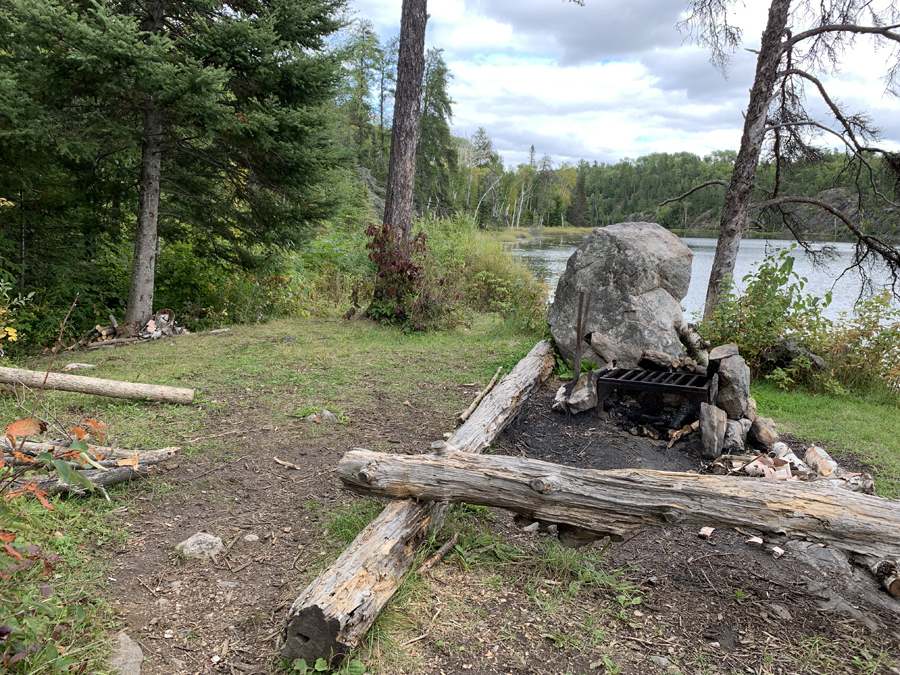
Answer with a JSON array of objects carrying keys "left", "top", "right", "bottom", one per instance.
[
  {"left": 6, "top": 439, "right": 178, "bottom": 462},
  {"left": 281, "top": 340, "right": 555, "bottom": 662},
  {"left": 0, "top": 367, "right": 194, "bottom": 404},
  {"left": 338, "top": 449, "right": 900, "bottom": 560},
  {"left": 36, "top": 465, "right": 150, "bottom": 495}
]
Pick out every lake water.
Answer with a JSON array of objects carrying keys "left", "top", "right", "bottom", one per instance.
[{"left": 505, "top": 232, "right": 893, "bottom": 321}]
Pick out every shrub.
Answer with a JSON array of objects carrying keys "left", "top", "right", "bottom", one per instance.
[{"left": 699, "top": 247, "right": 900, "bottom": 396}]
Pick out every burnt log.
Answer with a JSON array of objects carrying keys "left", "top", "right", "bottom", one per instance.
[
  {"left": 338, "top": 448, "right": 900, "bottom": 561},
  {"left": 280, "top": 340, "right": 556, "bottom": 662}
]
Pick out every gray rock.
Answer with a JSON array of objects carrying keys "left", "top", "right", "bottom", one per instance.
[
  {"left": 638, "top": 350, "right": 673, "bottom": 371},
  {"left": 551, "top": 384, "right": 569, "bottom": 413},
  {"left": 723, "top": 420, "right": 746, "bottom": 454},
  {"left": 708, "top": 343, "right": 739, "bottom": 361},
  {"left": 748, "top": 417, "right": 779, "bottom": 451},
  {"left": 567, "top": 370, "right": 599, "bottom": 414},
  {"left": 547, "top": 223, "right": 692, "bottom": 368},
  {"left": 176, "top": 532, "right": 223, "bottom": 559},
  {"left": 768, "top": 603, "right": 793, "bottom": 621},
  {"left": 768, "top": 337, "right": 826, "bottom": 371},
  {"left": 321, "top": 409, "right": 339, "bottom": 423},
  {"left": 739, "top": 418, "right": 752, "bottom": 437},
  {"left": 649, "top": 655, "right": 671, "bottom": 667},
  {"left": 243, "top": 533, "right": 260, "bottom": 543},
  {"left": 110, "top": 631, "right": 143, "bottom": 675},
  {"left": 170, "top": 657, "right": 188, "bottom": 671},
  {"left": 700, "top": 403, "right": 728, "bottom": 460},
  {"left": 715, "top": 355, "right": 750, "bottom": 420},
  {"left": 744, "top": 397, "right": 757, "bottom": 422}
]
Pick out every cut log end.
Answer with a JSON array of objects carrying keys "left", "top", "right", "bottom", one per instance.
[{"left": 281, "top": 605, "right": 349, "bottom": 663}]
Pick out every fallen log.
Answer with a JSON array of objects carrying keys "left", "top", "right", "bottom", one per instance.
[
  {"left": 851, "top": 554, "right": 900, "bottom": 598},
  {"left": 458, "top": 366, "right": 501, "bottom": 423},
  {"left": 280, "top": 340, "right": 555, "bottom": 663},
  {"left": 338, "top": 448, "right": 900, "bottom": 561},
  {"left": 5, "top": 439, "right": 179, "bottom": 462},
  {"left": 0, "top": 367, "right": 194, "bottom": 404}
]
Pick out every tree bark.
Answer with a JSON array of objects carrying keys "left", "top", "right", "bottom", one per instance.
[
  {"left": 703, "top": 0, "right": 792, "bottom": 317},
  {"left": 339, "top": 448, "right": 900, "bottom": 560},
  {"left": 382, "top": 0, "right": 427, "bottom": 249},
  {"left": 124, "top": 96, "right": 163, "bottom": 330},
  {"left": 125, "top": 1, "right": 165, "bottom": 329},
  {"left": 280, "top": 340, "right": 555, "bottom": 663},
  {"left": 0, "top": 367, "right": 194, "bottom": 404}
]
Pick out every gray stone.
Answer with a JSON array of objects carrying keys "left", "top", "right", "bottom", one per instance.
[
  {"left": 715, "top": 355, "right": 750, "bottom": 420},
  {"left": 768, "top": 337, "right": 826, "bottom": 371},
  {"left": 768, "top": 603, "right": 793, "bottom": 621},
  {"left": 708, "top": 343, "right": 740, "bottom": 361},
  {"left": 567, "top": 370, "right": 599, "bottom": 414},
  {"left": 700, "top": 403, "right": 728, "bottom": 460},
  {"left": 649, "top": 655, "right": 671, "bottom": 667},
  {"left": 547, "top": 223, "right": 692, "bottom": 368},
  {"left": 638, "top": 350, "right": 673, "bottom": 371},
  {"left": 243, "top": 533, "right": 260, "bottom": 543},
  {"left": 723, "top": 420, "right": 746, "bottom": 454},
  {"left": 744, "top": 397, "right": 757, "bottom": 422},
  {"left": 170, "top": 657, "right": 188, "bottom": 671},
  {"left": 551, "top": 384, "right": 569, "bottom": 413},
  {"left": 217, "top": 580, "right": 240, "bottom": 588},
  {"left": 321, "top": 409, "right": 339, "bottom": 423},
  {"left": 739, "top": 418, "right": 752, "bottom": 437},
  {"left": 748, "top": 417, "right": 779, "bottom": 451},
  {"left": 175, "top": 532, "right": 223, "bottom": 559},
  {"left": 110, "top": 631, "right": 143, "bottom": 675}
]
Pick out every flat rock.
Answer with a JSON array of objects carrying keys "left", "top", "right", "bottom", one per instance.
[
  {"left": 547, "top": 223, "right": 692, "bottom": 368},
  {"left": 700, "top": 402, "right": 727, "bottom": 460},
  {"left": 744, "top": 397, "right": 757, "bottom": 421},
  {"left": 748, "top": 417, "right": 778, "bottom": 451},
  {"left": 715, "top": 355, "right": 750, "bottom": 420},
  {"left": 110, "top": 631, "right": 143, "bottom": 675},
  {"left": 708, "top": 343, "right": 739, "bottom": 361},
  {"left": 176, "top": 532, "right": 223, "bottom": 559},
  {"left": 321, "top": 409, "right": 339, "bottom": 422},
  {"left": 638, "top": 350, "right": 673, "bottom": 371}
]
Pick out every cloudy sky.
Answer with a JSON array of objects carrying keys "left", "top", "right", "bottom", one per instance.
[{"left": 348, "top": 0, "right": 900, "bottom": 169}]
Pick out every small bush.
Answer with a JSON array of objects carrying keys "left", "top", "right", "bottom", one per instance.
[{"left": 699, "top": 247, "right": 900, "bottom": 396}]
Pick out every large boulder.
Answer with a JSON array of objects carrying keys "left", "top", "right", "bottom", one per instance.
[
  {"left": 715, "top": 354, "right": 751, "bottom": 420},
  {"left": 547, "top": 223, "right": 693, "bottom": 368}
]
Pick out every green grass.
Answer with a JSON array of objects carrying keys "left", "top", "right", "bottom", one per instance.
[{"left": 752, "top": 381, "right": 900, "bottom": 497}]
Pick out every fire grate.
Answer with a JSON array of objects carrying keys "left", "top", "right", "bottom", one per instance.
[{"left": 596, "top": 367, "right": 715, "bottom": 409}]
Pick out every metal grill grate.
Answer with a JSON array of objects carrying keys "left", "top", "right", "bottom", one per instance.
[{"left": 596, "top": 367, "right": 715, "bottom": 408}]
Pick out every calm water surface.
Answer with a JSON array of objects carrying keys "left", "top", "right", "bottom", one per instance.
[{"left": 505, "top": 232, "right": 893, "bottom": 320}]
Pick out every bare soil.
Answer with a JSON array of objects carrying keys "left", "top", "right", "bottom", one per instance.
[{"left": 105, "top": 377, "right": 900, "bottom": 675}]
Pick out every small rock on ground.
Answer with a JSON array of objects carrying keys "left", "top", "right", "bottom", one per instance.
[
  {"left": 110, "top": 631, "right": 143, "bottom": 675},
  {"left": 175, "top": 532, "right": 223, "bottom": 559}
]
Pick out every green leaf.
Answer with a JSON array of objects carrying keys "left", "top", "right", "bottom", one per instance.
[
  {"left": 346, "top": 659, "right": 366, "bottom": 675},
  {"left": 292, "top": 658, "right": 309, "bottom": 673},
  {"left": 35, "top": 452, "right": 53, "bottom": 465},
  {"left": 68, "top": 440, "right": 89, "bottom": 453},
  {"left": 72, "top": 469, "right": 94, "bottom": 491},
  {"left": 314, "top": 658, "right": 329, "bottom": 671},
  {"left": 52, "top": 460, "right": 72, "bottom": 485}
]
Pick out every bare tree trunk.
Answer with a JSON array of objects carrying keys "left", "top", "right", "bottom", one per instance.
[
  {"left": 125, "top": 2, "right": 165, "bottom": 330},
  {"left": 124, "top": 97, "right": 163, "bottom": 329},
  {"left": 703, "top": 0, "right": 791, "bottom": 318},
  {"left": 382, "top": 0, "right": 427, "bottom": 249}
]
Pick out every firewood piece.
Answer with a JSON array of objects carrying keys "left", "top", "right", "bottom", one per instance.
[
  {"left": 35, "top": 465, "right": 150, "bottom": 495},
  {"left": 805, "top": 446, "right": 839, "bottom": 476},
  {"left": 281, "top": 340, "right": 555, "bottom": 663},
  {"left": 459, "top": 366, "right": 502, "bottom": 423},
  {"left": 851, "top": 554, "right": 900, "bottom": 598},
  {"left": 87, "top": 337, "right": 139, "bottom": 349},
  {"left": 772, "top": 441, "right": 812, "bottom": 475},
  {"left": 338, "top": 448, "right": 900, "bottom": 560},
  {"left": 416, "top": 533, "right": 460, "bottom": 575},
  {"left": 0, "top": 367, "right": 194, "bottom": 404},
  {"left": 95, "top": 325, "right": 116, "bottom": 337}
]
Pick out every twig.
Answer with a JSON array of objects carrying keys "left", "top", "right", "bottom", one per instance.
[
  {"left": 137, "top": 576, "right": 159, "bottom": 597},
  {"left": 416, "top": 533, "right": 460, "bottom": 575},
  {"left": 459, "top": 367, "right": 502, "bottom": 423},
  {"left": 274, "top": 457, "right": 302, "bottom": 470}
]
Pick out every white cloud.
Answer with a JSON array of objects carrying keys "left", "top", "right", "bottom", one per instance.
[{"left": 349, "top": 0, "right": 900, "bottom": 165}]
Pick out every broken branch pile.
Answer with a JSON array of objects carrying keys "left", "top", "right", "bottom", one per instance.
[{"left": 70, "top": 309, "right": 188, "bottom": 350}]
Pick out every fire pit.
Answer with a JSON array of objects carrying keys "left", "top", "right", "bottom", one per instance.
[{"left": 596, "top": 367, "right": 716, "bottom": 409}]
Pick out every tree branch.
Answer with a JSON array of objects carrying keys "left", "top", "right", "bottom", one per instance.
[
  {"left": 783, "top": 23, "right": 900, "bottom": 51},
  {"left": 658, "top": 180, "right": 728, "bottom": 207}
]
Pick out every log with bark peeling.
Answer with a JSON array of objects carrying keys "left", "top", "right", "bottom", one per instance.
[
  {"left": 338, "top": 449, "right": 900, "bottom": 561},
  {"left": 0, "top": 367, "right": 194, "bottom": 404},
  {"left": 280, "top": 340, "right": 555, "bottom": 662}
]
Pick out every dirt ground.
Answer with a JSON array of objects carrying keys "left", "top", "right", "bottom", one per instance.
[{"left": 105, "top": 377, "right": 900, "bottom": 675}]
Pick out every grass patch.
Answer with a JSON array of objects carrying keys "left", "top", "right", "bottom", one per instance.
[{"left": 752, "top": 381, "right": 900, "bottom": 497}]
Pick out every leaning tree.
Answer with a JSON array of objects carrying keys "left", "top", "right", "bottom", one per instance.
[{"left": 671, "top": 0, "right": 900, "bottom": 317}]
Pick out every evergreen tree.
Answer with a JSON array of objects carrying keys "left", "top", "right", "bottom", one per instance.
[{"left": 415, "top": 48, "right": 457, "bottom": 216}]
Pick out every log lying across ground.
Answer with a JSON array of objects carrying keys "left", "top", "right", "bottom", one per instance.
[
  {"left": 280, "top": 340, "right": 555, "bottom": 663},
  {"left": 338, "top": 449, "right": 900, "bottom": 561},
  {"left": 0, "top": 367, "right": 194, "bottom": 404}
]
